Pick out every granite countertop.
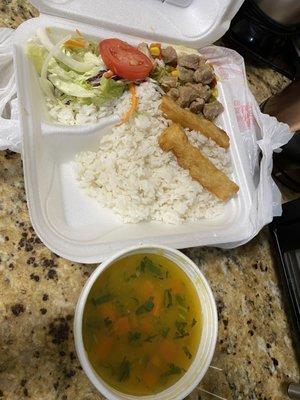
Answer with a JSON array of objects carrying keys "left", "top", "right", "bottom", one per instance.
[{"left": 0, "top": 2, "right": 299, "bottom": 399}]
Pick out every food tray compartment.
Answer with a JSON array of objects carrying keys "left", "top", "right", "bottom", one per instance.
[{"left": 13, "top": 16, "right": 254, "bottom": 262}]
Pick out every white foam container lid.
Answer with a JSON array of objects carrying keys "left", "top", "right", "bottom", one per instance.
[{"left": 13, "top": 0, "right": 250, "bottom": 263}]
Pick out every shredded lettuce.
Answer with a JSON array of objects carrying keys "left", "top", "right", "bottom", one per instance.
[
  {"left": 48, "top": 75, "right": 95, "bottom": 98},
  {"left": 47, "top": 58, "right": 100, "bottom": 83},
  {"left": 48, "top": 74, "right": 126, "bottom": 101},
  {"left": 83, "top": 52, "right": 104, "bottom": 67},
  {"left": 40, "top": 34, "right": 72, "bottom": 99},
  {"left": 93, "top": 78, "right": 127, "bottom": 104},
  {"left": 26, "top": 42, "right": 48, "bottom": 75},
  {"left": 36, "top": 27, "right": 94, "bottom": 73},
  {"left": 48, "top": 60, "right": 82, "bottom": 81}
]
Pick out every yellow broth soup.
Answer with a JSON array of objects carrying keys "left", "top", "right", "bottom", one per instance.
[{"left": 82, "top": 253, "right": 202, "bottom": 395}]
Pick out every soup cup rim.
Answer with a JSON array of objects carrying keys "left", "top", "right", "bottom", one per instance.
[{"left": 74, "top": 244, "right": 218, "bottom": 400}]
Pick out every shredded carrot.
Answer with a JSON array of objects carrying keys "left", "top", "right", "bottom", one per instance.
[
  {"left": 64, "top": 38, "right": 86, "bottom": 49},
  {"left": 103, "top": 70, "right": 114, "bottom": 79},
  {"left": 118, "top": 83, "right": 138, "bottom": 125}
]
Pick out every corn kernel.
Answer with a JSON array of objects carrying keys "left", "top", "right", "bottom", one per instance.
[
  {"left": 150, "top": 46, "right": 160, "bottom": 57},
  {"left": 211, "top": 87, "right": 218, "bottom": 98},
  {"left": 166, "top": 66, "right": 174, "bottom": 73},
  {"left": 171, "top": 69, "right": 179, "bottom": 77}
]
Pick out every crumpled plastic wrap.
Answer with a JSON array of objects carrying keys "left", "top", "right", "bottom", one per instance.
[
  {"left": 0, "top": 28, "right": 20, "bottom": 153},
  {"left": 0, "top": 28, "right": 293, "bottom": 248},
  {"left": 201, "top": 46, "right": 293, "bottom": 247}
]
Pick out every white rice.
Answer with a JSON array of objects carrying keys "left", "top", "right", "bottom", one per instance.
[
  {"left": 46, "top": 96, "right": 122, "bottom": 125},
  {"left": 74, "top": 81, "right": 232, "bottom": 224}
]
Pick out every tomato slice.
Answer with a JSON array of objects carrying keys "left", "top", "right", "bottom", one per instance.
[{"left": 99, "top": 38, "right": 153, "bottom": 81}]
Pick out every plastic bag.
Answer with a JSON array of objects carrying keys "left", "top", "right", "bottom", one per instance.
[
  {"left": 201, "top": 46, "right": 293, "bottom": 247},
  {"left": 0, "top": 29, "right": 293, "bottom": 247},
  {"left": 0, "top": 28, "right": 20, "bottom": 153}
]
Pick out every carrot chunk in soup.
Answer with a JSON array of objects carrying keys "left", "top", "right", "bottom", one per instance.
[
  {"left": 94, "top": 336, "right": 114, "bottom": 362},
  {"left": 114, "top": 316, "right": 131, "bottom": 335}
]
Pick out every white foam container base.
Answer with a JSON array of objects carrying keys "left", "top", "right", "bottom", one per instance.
[{"left": 13, "top": 10, "right": 253, "bottom": 263}]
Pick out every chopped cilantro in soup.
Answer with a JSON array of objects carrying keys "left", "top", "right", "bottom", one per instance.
[{"left": 82, "top": 253, "right": 201, "bottom": 395}]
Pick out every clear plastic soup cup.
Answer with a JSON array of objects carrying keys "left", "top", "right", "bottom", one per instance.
[{"left": 74, "top": 244, "right": 218, "bottom": 400}]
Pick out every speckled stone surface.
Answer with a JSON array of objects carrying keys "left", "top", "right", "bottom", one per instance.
[{"left": 0, "top": 2, "right": 299, "bottom": 400}]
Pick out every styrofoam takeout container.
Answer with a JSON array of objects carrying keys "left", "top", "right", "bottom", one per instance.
[
  {"left": 12, "top": 0, "right": 248, "bottom": 263},
  {"left": 74, "top": 244, "right": 218, "bottom": 400}
]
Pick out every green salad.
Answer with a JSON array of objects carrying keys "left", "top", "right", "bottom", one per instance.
[{"left": 26, "top": 28, "right": 127, "bottom": 108}]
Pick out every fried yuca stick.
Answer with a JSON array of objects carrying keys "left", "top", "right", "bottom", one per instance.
[
  {"left": 158, "top": 124, "right": 239, "bottom": 201},
  {"left": 160, "top": 96, "right": 229, "bottom": 149}
]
